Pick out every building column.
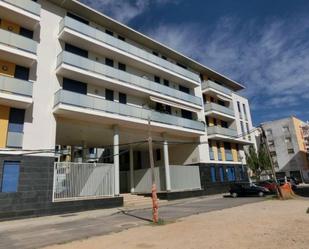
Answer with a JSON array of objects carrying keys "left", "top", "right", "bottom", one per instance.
[
  {"left": 129, "top": 145, "right": 135, "bottom": 193},
  {"left": 163, "top": 138, "right": 171, "bottom": 192},
  {"left": 82, "top": 141, "right": 87, "bottom": 162},
  {"left": 113, "top": 126, "right": 120, "bottom": 196}
]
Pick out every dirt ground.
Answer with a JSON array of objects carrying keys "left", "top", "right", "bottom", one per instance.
[{"left": 44, "top": 198, "right": 309, "bottom": 249}]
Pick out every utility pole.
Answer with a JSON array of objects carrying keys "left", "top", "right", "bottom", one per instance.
[
  {"left": 259, "top": 126, "right": 283, "bottom": 199},
  {"left": 148, "top": 117, "right": 159, "bottom": 223}
]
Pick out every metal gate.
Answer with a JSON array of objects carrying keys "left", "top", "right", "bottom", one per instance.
[{"left": 53, "top": 162, "right": 115, "bottom": 202}]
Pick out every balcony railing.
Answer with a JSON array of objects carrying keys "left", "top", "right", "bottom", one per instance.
[
  {"left": 207, "top": 126, "right": 238, "bottom": 137},
  {"left": 0, "top": 75, "right": 33, "bottom": 97},
  {"left": 0, "top": 28, "right": 37, "bottom": 54},
  {"left": 204, "top": 102, "right": 234, "bottom": 117},
  {"left": 2, "top": 0, "right": 41, "bottom": 16},
  {"left": 57, "top": 51, "right": 202, "bottom": 106},
  {"left": 202, "top": 80, "right": 232, "bottom": 96},
  {"left": 54, "top": 90, "right": 205, "bottom": 131},
  {"left": 59, "top": 16, "right": 200, "bottom": 83}
]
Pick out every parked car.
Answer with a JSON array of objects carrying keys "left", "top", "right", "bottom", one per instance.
[
  {"left": 229, "top": 182, "right": 270, "bottom": 198},
  {"left": 256, "top": 180, "right": 277, "bottom": 193}
]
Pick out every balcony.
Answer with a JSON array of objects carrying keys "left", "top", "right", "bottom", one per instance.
[
  {"left": 207, "top": 126, "right": 237, "bottom": 138},
  {"left": 54, "top": 90, "right": 205, "bottom": 133},
  {"left": 204, "top": 102, "right": 235, "bottom": 118},
  {"left": 0, "top": 29, "right": 37, "bottom": 65},
  {"left": 59, "top": 17, "right": 200, "bottom": 84},
  {"left": 2, "top": 0, "right": 41, "bottom": 16},
  {"left": 202, "top": 80, "right": 232, "bottom": 97},
  {"left": 0, "top": 75, "right": 33, "bottom": 108},
  {"left": 0, "top": 0, "right": 40, "bottom": 29},
  {"left": 57, "top": 52, "right": 202, "bottom": 107}
]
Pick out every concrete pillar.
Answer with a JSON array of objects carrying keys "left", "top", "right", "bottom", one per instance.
[
  {"left": 129, "top": 145, "right": 135, "bottom": 193},
  {"left": 163, "top": 139, "right": 171, "bottom": 192},
  {"left": 113, "top": 126, "right": 120, "bottom": 196}
]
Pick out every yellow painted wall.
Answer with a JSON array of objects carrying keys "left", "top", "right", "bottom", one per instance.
[
  {"left": 292, "top": 117, "right": 306, "bottom": 152},
  {"left": 0, "top": 60, "right": 16, "bottom": 77},
  {"left": 0, "top": 105, "right": 10, "bottom": 148},
  {"left": 231, "top": 143, "right": 238, "bottom": 162},
  {"left": 220, "top": 142, "right": 226, "bottom": 161},
  {"left": 0, "top": 19, "right": 20, "bottom": 34},
  {"left": 211, "top": 141, "right": 219, "bottom": 161}
]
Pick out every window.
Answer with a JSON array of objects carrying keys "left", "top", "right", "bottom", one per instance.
[
  {"left": 8, "top": 108, "right": 25, "bottom": 133},
  {"left": 285, "top": 137, "right": 292, "bottom": 143},
  {"left": 19, "top": 27, "right": 33, "bottom": 39},
  {"left": 118, "top": 35, "right": 125, "bottom": 41},
  {"left": 119, "top": 92, "right": 127, "bottom": 104},
  {"left": 179, "top": 85, "right": 190, "bottom": 94},
  {"left": 105, "top": 29, "right": 114, "bottom": 36},
  {"left": 65, "top": 43, "right": 88, "bottom": 58},
  {"left": 219, "top": 166, "right": 224, "bottom": 182},
  {"left": 210, "top": 166, "right": 216, "bottom": 182},
  {"left": 14, "top": 65, "right": 29, "bottom": 80},
  {"left": 105, "top": 58, "right": 114, "bottom": 67},
  {"left": 224, "top": 142, "right": 233, "bottom": 161},
  {"left": 154, "top": 76, "right": 160, "bottom": 83},
  {"left": 1, "top": 161, "right": 20, "bottom": 192},
  {"left": 237, "top": 101, "right": 242, "bottom": 118},
  {"left": 156, "top": 149, "right": 161, "bottom": 161},
  {"left": 105, "top": 89, "right": 114, "bottom": 101},
  {"left": 67, "top": 12, "right": 89, "bottom": 25},
  {"left": 288, "top": 148, "right": 295, "bottom": 154},
  {"left": 181, "top": 109, "right": 193, "bottom": 120},
  {"left": 209, "top": 145, "right": 215, "bottom": 160},
  {"left": 227, "top": 167, "right": 236, "bottom": 181},
  {"left": 163, "top": 79, "right": 169, "bottom": 86},
  {"left": 118, "top": 62, "right": 126, "bottom": 71},
  {"left": 217, "top": 142, "right": 222, "bottom": 161},
  {"left": 176, "top": 62, "right": 187, "bottom": 69},
  {"left": 221, "top": 120, "right": 228, "bottom": 128},
  {"left": 240, "top": 121, "right": 245, "bottom": 135},
  {"left": 63, "top": 78, "right": 87, "bottom": 94},
  {"left": 243, "top": 104, "right": 248, "bottom": 120},
  {"left": 152, "top": 51, "right": 159, "bottom": 56},
  {"left": 165, "top": 105, "right": 171, "bottom": 114},
  {"left": 217, "top": 99, "right": 225, "bottom": 106},
  {"left": 161, "top": 55, "right": 167, "bottom": 60}
]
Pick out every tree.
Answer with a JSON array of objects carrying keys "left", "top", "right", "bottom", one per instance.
[{"left": 245, "top": 144, "right": 272, "bottom": 180}]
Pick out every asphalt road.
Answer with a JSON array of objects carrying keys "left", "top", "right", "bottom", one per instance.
[{"left": 0, "top": 195, "right": 264, "bottom": 249}]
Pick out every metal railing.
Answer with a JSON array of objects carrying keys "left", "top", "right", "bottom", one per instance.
[
  {"left": 202, "top": 80, "right": 232, "bottom": 96},
  {"left": 0, "top": 28, "right": 37, "bottom": 54},
  {"left": 207, "top": 126, "right": 238, "bottom": 137},
  {"left": 57, "top": 51, "right": 202, "bottom": 106},
  {"left": 204, "top": 102, "right": 234, "bottom": 116},
  {"left": 59, "top": 16, "right": 201, "bottom": 83},
  {"left": 53, "top": 162, "right": 115, "bottom": 202},
  {"left": 54, "top": 90, "right": 205, "bottom": 131},
  {"left": 2, "top": 0, "right": 41, "bottom": 16},
  {"left": 0, "top": 75, "right": 33, "bottom": 97}
]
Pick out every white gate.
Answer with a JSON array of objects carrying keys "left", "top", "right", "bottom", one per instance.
[{"left": 53, "top": 162, "right": 115, "bottom": 202}]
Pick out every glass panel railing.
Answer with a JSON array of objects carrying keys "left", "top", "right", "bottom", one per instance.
[
  {"left": 0, "top": 75, "right": 33, "bottom": 97},
  {"left": 204, "top": 102, "right": 234, "bottom": 116},
  {"left": 54, "top": 90, "right": 205, "bottom": 131},
  {"left": 57, "top": 51, "right": 202, "bottom": 106},
  {"left": 3, "top": 0, "right": 41, "bottom": 16},
  {"left": 0, "top": 28, "right": 37, "bottom": 54},
  {"left": 202, "top": 80, "right": 232, "bottom": 96},
  {"left": 207, "top": 126, "right": 238, "bottom": 137},
  {"left": 60, "top": 17, "right": 201, "bottom": 83}
]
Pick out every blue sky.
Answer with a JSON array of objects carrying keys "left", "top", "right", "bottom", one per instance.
[{"left": 79, "top": 0, "right": 309, "bottom": 125}]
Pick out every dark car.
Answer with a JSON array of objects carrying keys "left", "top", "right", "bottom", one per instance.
[{"left": 229, "top": 182, "right": 270, "bottom": 198}]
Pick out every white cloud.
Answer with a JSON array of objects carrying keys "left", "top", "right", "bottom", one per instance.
[
  {"left": 146, "top": 17, "right": 309, "bottom": 120},
  {"left": 79, "top": 0, "right": 178, "bottom": 24}
]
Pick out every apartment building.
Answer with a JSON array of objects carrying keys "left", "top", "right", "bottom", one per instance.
[
  {"left": 0, "top": 0, "right": 255, "bottom": 219},
  {"left": 301, "top": 122, "right": 309, "bottom": 157},
  {"left": 261, "top": 117, "right": 309, "bottom": 183}
]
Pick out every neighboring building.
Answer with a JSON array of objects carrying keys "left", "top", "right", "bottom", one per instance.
[
  {"left": 301, "top": 121, "right": 309, "bottom": 157},
  {"left": 0, "top": 0, "right": 255, "bottom": 219},
  {"left": 261, "top": 117, "right": 309, "bottom": 183}
]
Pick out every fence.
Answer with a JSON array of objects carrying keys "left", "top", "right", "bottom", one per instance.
[{"left": 53, "top": 162, "right": 114, "bottom": 202}]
